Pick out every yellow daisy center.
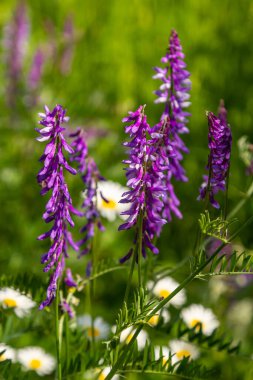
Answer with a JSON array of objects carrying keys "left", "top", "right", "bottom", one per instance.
[
  {"left": 190, "top": 319, "right": 204, "bottom": 331},
  {"left": 101, "top": 199, "right": 117, "bottom": 209},
  {"left": 158, "top": 289, "right": 171, "bottom": 299},
  {"left": 148, "top": 315, "right": 159, "bottom": 326},
  {"left": 3, "top": 298, "right": 17, "bottom": 308},
  {"left": 87, "top": 327, "right": 100, "bottom": 338},
  {"left": 0, "top": 354, "right": 6, "bottom": 362},
  {"left": 176, "top": 349, "right": 191, "bottom": 360},
  {"left": 98, "top": 374, "right": 106, "bottom": 380},
  {"left": 29, "top": 359, "right": 42, "bottom": 369}
]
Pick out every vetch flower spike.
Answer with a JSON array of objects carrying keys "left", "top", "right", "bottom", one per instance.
[
  {"left": 119, "top": 105, "right": 181, "bottom": 261},
  {"left": 153, "top": 29, "right": 191, "bottom": 183},
  {"left": 70, "top": 128, "right": 104, "bottom": 257},
  {"left": 36, "top": 105, "right": 81, "bottom": 309},
  {"left": 198, "top": 105, "right": 232, "bottom": 209}
]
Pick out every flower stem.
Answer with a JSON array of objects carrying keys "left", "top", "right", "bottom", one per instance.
[
  {"left": 105, "top": 215, "right": 253, "bottom": 380},
  {"left": 193, "top": 159, "right": 212, "bottom": 256},
  {"left": 89, "top": 260, "right": 95, "bottom": 347},
  {"left": 89, "top": 222, "right": 98, "bottom": 347},
  {"left": 65, "top": 314, "right": 70, "bottom": 373},
  {"left": 123, "top": 246, "right": 137, "bottom": 304},
  {"left": 137, "top": 211, "right": 143, "bottom": 289},
  {"left": 223, "top": 165, "right": 231, "bottom": 221},
  {"left": 55, "top": 286, "right": 62, "bottom": 380},
  {"left": 123, "top": 212, "right": 144, "bottom": 304}
]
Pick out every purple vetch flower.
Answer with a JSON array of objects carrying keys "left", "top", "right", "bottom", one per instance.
[
  {"left": 149, "top": 119, "right": 182, "bottom": 225},
  {"left": 64, "top": 268, "right": 77, "bottom": 288},
  {"left": 70, "top": 128, "right": 88, "bottom": 173},
  {"left": 36, "top": 105, "right": 81, "bottom": 309},
  {"left": 153, "top": 29, "right": 191, "bottom": 183},
  {"left": 119, "top": 106, "right": 179, "bottom": 261},
  {"left": 70, "top": 128, "right": 104, "bottom": 257},
  {"left": 28, "top": 48, "right": 44, "bottom": 91},
  {"left": 198, "top": 107, "right": 232, "bottom": 209},
  {"left": 3, "top": 1, "right": 30, "bottom": 107}
]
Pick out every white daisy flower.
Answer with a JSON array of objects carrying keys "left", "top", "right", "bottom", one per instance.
[
  {"left": 181, "top": 304, "right": 219, "bottom": 335},
  {"left": 154, "top": 346, "right": 170, "bottom": 366},
  {"left": 169, "top": 339, "right": 199, "bottom": 365},
  {"left": 0, "top": 288, "right": 36, "bottom": 318},
  {"left": 96, "top": 181, "right": 128, "bottom": 221},
  {"left": 0, "top": 343, "right": 16, "bottom": 362},
  {"left": 17, "top": 347, "right": 56, "bottom": 376},
  {"left": 147, "top": 308, "right": 170, "bottom": 327},
  {"left": 77, "top": 314, "right": 110, "bottom": 340},
  {"left": 120, "top": 327, "right": 148, "bottom": 350},
  {"left": 148, "top": 277, "right": 186, "bottom": 308}
]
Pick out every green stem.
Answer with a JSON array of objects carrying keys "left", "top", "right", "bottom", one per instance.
[
  {"left": 123, "top": 211, "right": 144, "bottom": 303},
  {"left": 193, "top": 159, "right": 212, "bottom": 256},
  {"left": 223, "top": 166, "right": 230, "bottom": 221},
  {"left": 123, "top": 246, "right": 138, "bottom": 304},
  {"left": 89, "top": 222, "right": 98, "bottom": 347},
  {"left": 105, "top": 215, "right": 253, "bottom": 380},
  {"left": 65, "top": 314, "right": 70, "bottom": 374},
  {"left": 55, "top": 287, "right": 62, "bottom": 380},
  {"left": 2, "top": 314, "right": 13, "bottom": 341},
  {"left": 137, "top": 212, "right": 143, "bottom": 288},
  {"left": 89, "top": 273, "right": 95, "bottom": 348}
]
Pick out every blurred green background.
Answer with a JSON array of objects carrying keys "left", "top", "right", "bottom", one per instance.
[{"left": 1, "top": 0, "right": 253, "bottom": 379}]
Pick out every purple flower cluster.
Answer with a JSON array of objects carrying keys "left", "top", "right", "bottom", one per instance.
[
  {"left": 198, "top": 107, "right": 232, "bottom": 209},
  {"left": 36, "top": 105, "right": 81, "bottom": 309},
  {"left": 153, "top": 29, "right": 191, "bottom": 183},
  {"left": 70, "top": 128, "right": 104, "bottom": 257},
  {"left": 119, "top": 106, "right": 172, "bottom": 261},
  {"left": 3, "top": 2, "right": 29, "bottom": 107}
]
